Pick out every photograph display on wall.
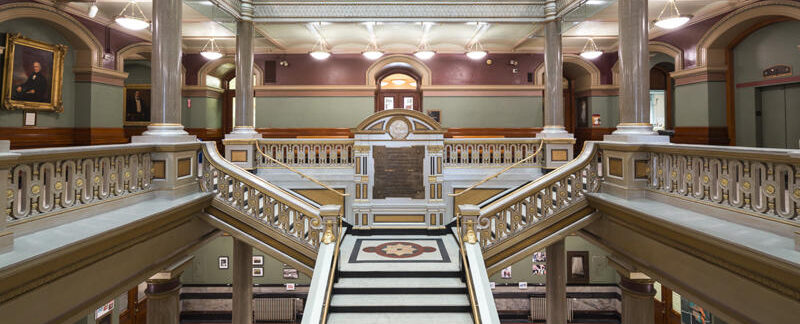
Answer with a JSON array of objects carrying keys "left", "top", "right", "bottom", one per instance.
[
  {"left": 283, "top": 268, "right": 299, "bottom": 279},
  {"left": 532, "top": 251, "right": 546, "bottom": 262},
  {"left": 567, "top": 251, "right": 589, "bottom": 284},
  {"left": 252, "top": 255, "right": 264, "bottom": 266},
  {"left": 427, "top": 110, "right": 441, "bottom": 123},
  {"left": 500, "top": 266, "right": 512, "bottom": 279},
  {"left": 532, "top": 264, "right": 546, "bottom": 275},
  {"left": 252, "top": 267, "right": 264, "bottom": 277},
  {"left": 2, "top": 33, "right": 67, "bottom": 112},
  {"left": 124, "top": 84, "right": 151, "bottom": 126},
  {"left": 218, "top": 256, "right": 229, "bottom": 269},
  {"left": 23, "top": 111, "right": 36, "bottom": 126}
]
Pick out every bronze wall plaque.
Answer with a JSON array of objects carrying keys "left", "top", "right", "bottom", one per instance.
[{"left": 372, "top": 146, "right": 425, "bottom": 199}]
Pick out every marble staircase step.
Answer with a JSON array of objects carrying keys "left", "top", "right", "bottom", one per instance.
[
  {"left": 329, "top": 294, "right": 471, "bottom": 313},
  {"left": 334, "top": 277, "right": 466, "bottom": 294},
  {"left": 326, "top": 312, "right": 474, "bottom": 324},
  {"left": 338, "top": 270, "right": 462, "bottom": 278}
]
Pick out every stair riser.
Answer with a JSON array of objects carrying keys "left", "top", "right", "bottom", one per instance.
[
  {"left": 329, "top": 306, "right": 472, "bottom": 313},
  {"left": 333, "top": 287, "right": 468, "bottom": 295},
  {"left": 338, "top": 271, "right": 462, "bottom": 278}
]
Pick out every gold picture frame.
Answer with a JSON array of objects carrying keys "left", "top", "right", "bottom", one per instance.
[
  {"left": 2, "top": 33, "right": 67, "bottom": 112},
  {"left": 123, "top": 84, "right": 152, "bottom": 126}
]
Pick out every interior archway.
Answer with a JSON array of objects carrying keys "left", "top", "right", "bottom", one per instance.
[{"left": 374, "top": 65, "right": 423, "bottom": 112}]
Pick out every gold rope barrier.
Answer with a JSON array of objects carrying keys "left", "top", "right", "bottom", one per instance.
[{"left": 449, "top": 142, "right": 545, "bottom": 197}]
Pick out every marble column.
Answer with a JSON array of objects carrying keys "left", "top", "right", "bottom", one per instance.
[
  {"left": 619, "top": 277, "right": 656, "bottom": 324},
  {"left": 227, "top": 20, "right": 260, "bottom": 139},
  {"left": 546, "top": 239, "right": 567, "bottom": 324},
  {"left": 541, "top": 19, "right": 566, "bottom": 136},
  {"left": 606, "top": 0, "right": 667, "bottom": 142},
  {"left": 133, "top": 0, "right": 195, "bottom": 143},
  {"left": 232, "top": 239, "right": 253, "bottom": 324},
  {"left": 145, "top": 256, "right": 194, "bottom": 324}
]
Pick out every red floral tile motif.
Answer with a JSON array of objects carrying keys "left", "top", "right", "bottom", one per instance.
[{"left": 362, "top": 241, "right": 437, "bottom": 258}]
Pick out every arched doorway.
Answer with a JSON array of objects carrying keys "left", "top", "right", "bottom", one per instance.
[
  {"left": 374, "top": 65, "right": 423, "bottom": 112},
  {"left": 649, "top": 60, "right": 675, "bottom": 132}
]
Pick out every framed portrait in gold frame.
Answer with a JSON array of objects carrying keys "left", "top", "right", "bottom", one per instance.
[
  {"left": 123, "top": 84, "right": 152, "bottom": 126},
  {"left": 2, "top": 33, "right": 67, "bottom": 112}
]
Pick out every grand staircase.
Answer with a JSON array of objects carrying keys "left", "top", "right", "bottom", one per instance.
[{"left": 325, "top": 230, "right": 475, "bottom": 324}]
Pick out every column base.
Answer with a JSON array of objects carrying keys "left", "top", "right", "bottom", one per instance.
[
  {"left": 225, "top": 126, "right": 262, "bottom": 139},
  {"left": 535, "top": 126, "right": 575, "bottom": 169},
  {"left": 604, "top": 124, "right": 669, "bottom": 143},
  {"left": 535, "top": 125, "right": 574, "bottom": 139},
  {"left": 132, "top": 124, "right": 197, "bottom": 144}
]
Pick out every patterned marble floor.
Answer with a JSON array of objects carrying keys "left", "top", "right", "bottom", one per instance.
[{"left": 339, "top": 234, "right": 461, "bottom": 272}]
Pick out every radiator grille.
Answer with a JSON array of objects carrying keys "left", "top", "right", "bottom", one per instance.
[{"left": 253, "top": 297, "right": 297, "bottom": 322}]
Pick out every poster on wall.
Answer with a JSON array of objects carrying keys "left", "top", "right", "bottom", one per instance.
[
  {"left": 283, "top": 268, "right": 299, "bottom": 279},
  {"left": 500, "top": 266, "right": 512, "bottom": 279},
  {"left": 681, "top": 298, "right": 713, "bottom": 324},
  {"left": 124, "top": 85, "right": 151, "bottom": 126},
  {"left": 2, "top": 33, "right": 67, "bottom": 112},
  {"left": 532, "top": 264, "right": 546, "bottom": 275},
  {"left": 218, "top": 256, "right": 229, "bottom": 269},
  {"left": 532, "top": 251, "right": 546, "bottom": 262},
  {"left": 427, "top": 110, "right": 441, "bottom": 124},
  {"left": 577, "top": 98, "right": 589, "bottom": 128}
]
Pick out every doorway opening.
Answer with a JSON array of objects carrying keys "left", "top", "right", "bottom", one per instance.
[
  {"left": 375, "top": 67, "right": 422, "bottom": 112},
  {"left": 755, "top": 83, "right": 800, "bottom": 149}
]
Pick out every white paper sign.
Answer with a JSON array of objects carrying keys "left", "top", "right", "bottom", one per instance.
[
  {"left": 518, "top": 282, "right": 528, "bottom": 289},
  {"left": 384, "top": 97, "right": 394, "bottom": 110}
]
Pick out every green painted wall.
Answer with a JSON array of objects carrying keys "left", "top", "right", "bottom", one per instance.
[
  {"left": 488, "top": 235, "right": 618, "bottom": 284},
  {"left": 587, "top": 96, "right": 619, "bottom": 128},
  {"left": 674, "top": 81, "right": 727, "bottom": 127},
  {"left": 124, "top": 61, "right": 151, "bottom": 85},
  {"left": 424, "top": 96, "right": 543, "bottom": 128},
  {"left": 182, "top": 96, "right": 221, "bottom": 129},
  {"left": 182, "top": 235, "right": 312, "bottom": 285},
  {"left": 733, "top": 20, "right": 800, "bottom": 147},
  {"left": 0, "top": 19, "right": 76, "bottom": 128},
  {"left": 75, "top": 82, "right": 123, "bottom": 128},
  {"left": 255, "top": 97, "right": 373, "bottom": 128}
]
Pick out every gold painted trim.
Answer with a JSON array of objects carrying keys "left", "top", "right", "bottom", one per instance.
[
  {"left": 373, "top": 215, "right": 426, "bottom": 223},
  {"left": 2, "top": 33, "right": 66, "bottom": 112}
]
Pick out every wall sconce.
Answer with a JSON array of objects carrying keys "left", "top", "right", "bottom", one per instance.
[{"left": 279, "top": 60, "right": 289, "bottom": 67}]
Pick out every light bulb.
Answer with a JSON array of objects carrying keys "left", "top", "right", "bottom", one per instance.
[
  {"left": 310, "top": 51, "right": 331, "bottom": 60},
  {"left": 89, "top": 4, "right": 99, "bottom": 18}
]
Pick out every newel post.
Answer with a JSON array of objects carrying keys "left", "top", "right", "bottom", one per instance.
[
  {"left": 320, "top": 204, "right": 342, "bottom": 244},
  {"left": 458, "top": 204, "right": 480, "bottom": 244},
  {"left": 0, "top": 140, "right": 17, "bottom": 252}
]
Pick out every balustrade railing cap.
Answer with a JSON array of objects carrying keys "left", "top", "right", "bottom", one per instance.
[
  {"left": 458, "top": 204, "right": 481, "bottom": 216},
  {"left": 319, "top": 205, "right": 342, "bottom": 217}
]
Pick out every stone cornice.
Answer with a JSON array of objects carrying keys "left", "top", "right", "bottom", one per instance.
[
  {"left": 73, "top": 67, "right": 129, "bottom": 87},
  {"left": 670, "top": 66, "right": 727, "bottom": 86}
]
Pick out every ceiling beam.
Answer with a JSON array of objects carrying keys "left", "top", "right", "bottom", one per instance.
[
  {"left": 254, "top": 25, "right": 287, "bottom": 51},
  {"left": 512, "top": 23, "right": 542, "bottom": 51}
]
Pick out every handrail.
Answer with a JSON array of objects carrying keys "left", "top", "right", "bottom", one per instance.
[
  {"left": 456, "top": 215, "right": 481, "bottom": 324},
  {"left": 319, "top": 213, "right": 343, "bottom": 324},
  {"left": 253, "top": 141, "right": 349, "bottom": 197},
  {"left": 449, "top": 143, "right": 544, "bottom": 197}
]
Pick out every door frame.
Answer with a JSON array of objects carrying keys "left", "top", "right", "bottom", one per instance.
[{"left": 375, "top": 67, "right": 423, "bottom": 112}]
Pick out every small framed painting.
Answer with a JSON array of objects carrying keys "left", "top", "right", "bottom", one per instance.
[
  {"left": 283, "top": 268, "right": 299, "bottom": 279},
  {"left": 518, "top": 282, "right": 528, "bottom": 290},
  {"left": 218, "top": 256, "right": 229, "bottom": 269},
  {"left": 500, "top": 266, "right": 512, "bottom": 279},
  {"left": 532, "top": 251, "right": 546, "bottom": 262},
  {"left": 252, "top": 255, "right": 264, "bottom": 266},
  {"left": 427, "top": 110, "right": 441, "bottom": 124},
  {"left": 252, "top": 267, "right": 264, "bottom": 277},
  {"left": 23, "top": 111, "right": 36, "bottom": 126},
  {"left": 285, "top": 283, "right": 296, "bottom": 291}
]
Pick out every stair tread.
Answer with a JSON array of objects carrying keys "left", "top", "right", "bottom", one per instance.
[
  {"left": 330, "top": 294, "right": 470, "bottom": 307},
  {"left": 327, "top": 312, "right": 474, "bottom": 324},
  {"left": 335, "top": 277, "right": 466, "bottom": 289}
]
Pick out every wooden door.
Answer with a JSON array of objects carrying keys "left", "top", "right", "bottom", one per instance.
[
  {"left": 222, "top": 89, "right": 235, "bottom": 135},
  {"left": 119, "top": 287, "right": 147, "bottom": 324},
  {"left": 376, "top": 90, "right": 421, "bottom": 112},
  {"left": 655, "top": 285, "right": 680, "bottom": 324}
]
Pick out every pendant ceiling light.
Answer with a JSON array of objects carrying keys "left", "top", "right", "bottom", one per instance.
[
  {"left": 200, "top": 38, "right": 223, "bottom": 60},
  {"left": 309, "top": 39, "right": 330, "bottom": 60},
  {"left": 579, "top": 38, "right": 603, "bottom": 59},
  {"left": 654, "top": 0, "right": 692, "bottom": 29},
  {"left": 88, "top": 3, "right": 99, "bottom": 18},
  {"left": 414, "top": 47, "right": 435, "bottom": 60},
  {"left": 115, "top": 0, "right": 149, "bottom": 31},
  {"left": 362, "top": 43, "right": 384, "bottom": 60},
  {"left": 466, "top": 41, "right": 487, "bottom": 60},
  {"left": 414, "top": 23, "right": 436, "bottom": 60}
]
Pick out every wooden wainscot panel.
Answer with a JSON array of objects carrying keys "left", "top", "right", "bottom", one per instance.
[
  {"left": 177, "top": 158, "right": 192, "bottom": 178},
  {"left": 230, "top": 150, "right": 248, "bottom": 162},
  {"left": 256, "top": 128, "right": 353, "bottom": 138},
  {"left": 672, "top": 127, "right": 730, "bottom": 145},
  {"left": 446, "top": 128, "right": 542, "bottom": 138},
  {"left": 608, "top": 157, "right": 623, "bottom": 178},
  {"left": 152, "top": 160, "right": 166, "bottom": 179}
]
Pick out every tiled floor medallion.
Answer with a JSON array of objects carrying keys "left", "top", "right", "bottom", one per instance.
[{"left": 362, "top": 241, "right": 437, "bottom": 258}]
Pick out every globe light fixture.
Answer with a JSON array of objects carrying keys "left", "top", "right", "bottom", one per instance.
[
  {"left": 414, "top": 49, "right": 435, "bottom": 60},
  {"left": 579, "top": 38, "right": 603, "bottom": 59},
  {"left": 362, "top": 48, "right": 384, "bottom": 60},
  {"left": 654, "top": 0, "right": 692, "bottom": 29},
  {"left": 115, "top": 0, "right": 149, "bottom": 31},
  {"left": 309, "top": 39, "right": 331, "bottom": 60},
  {"left": 200, "top": 38, "right": 223, "bottom": 60}
]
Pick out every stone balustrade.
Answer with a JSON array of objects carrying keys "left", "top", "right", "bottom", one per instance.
[
  {"left": 444, "top": 139, "right": 542, "bottom": 167},
  {"left": 256, "top": 139, "right": 355, "bottom": 168}
]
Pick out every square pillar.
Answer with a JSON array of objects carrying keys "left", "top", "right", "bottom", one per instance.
[
  {"left": 546, "top": 239, "right": 567, "bottom": 324},
  {"left": 232, "top": 238, "right": 253, "bottom": 324},
  {"left": 146, "top": 256, "right": 194, "bottom": 324}
]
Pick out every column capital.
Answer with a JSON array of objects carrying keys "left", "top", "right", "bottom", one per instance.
[{"left": 147, "top": 255, "right": 194, "bottom": 284}]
